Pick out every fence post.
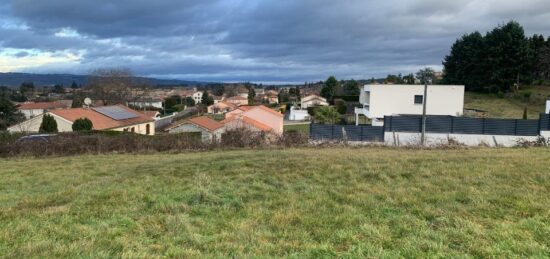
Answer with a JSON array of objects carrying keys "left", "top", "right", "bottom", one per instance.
[
  {"left": 331, "top": 124, "right": 334, "bottom": 139},
  {"left": 514, "top": 119, "right": 518, "bottom": 135},
  {"left": 482, "top": 118, "right": 486, "bottom": 134},
  {"left": 309, "top": 123, "right": 313, "bottom": 139},
  {"left": 360, "top": 125, "right": 364, "bottom": 142},
  {"left": 389, "top": 116, "right": 393, "bottom": 132}
]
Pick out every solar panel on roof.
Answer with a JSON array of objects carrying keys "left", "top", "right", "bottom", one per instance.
[{"left": 93, "top": 106, "right": 139, "bottom": 120}]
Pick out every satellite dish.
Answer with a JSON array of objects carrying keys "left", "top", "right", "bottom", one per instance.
[{"left": 84, "top": 98, "right": 92, "bottom": 106}]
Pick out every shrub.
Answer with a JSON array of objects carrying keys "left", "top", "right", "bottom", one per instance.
[
  {"left": 522, "top": 91, "right": 532, "bottom": 100},
  {"left": 496, "top": 91, "right": 505, "bottom": 98},
  {"left": 334, "top": 99, "right": 347, "bottom": 114},
  {"left": 522, "top": 107, "right": 528, "bottom": 120},
  {"left": 314, "top": 106, "right": 340, "bottom": 124},
  {"left": 39, "top": 114, "right": 58, "bottom": 133},
  {"left": 72, "top": 118, "right": 93, "bottom": 132}
]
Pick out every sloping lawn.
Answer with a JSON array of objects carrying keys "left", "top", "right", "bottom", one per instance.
[{"left": 1, "top": 148, "right": 549, "bottom": 257}]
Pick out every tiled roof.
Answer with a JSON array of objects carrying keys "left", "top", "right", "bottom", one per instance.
[
  {"left": 222, "top": 115, "right": 272, "bottom": 132},
  {"left": 139, "top": 110, "right": 160, "bottom": 118},
  {"left": 227, "top": 96, "right": 247, "bottom": 101},
  {"left": 50, "top": 105, "right": 154, "bottom": 130},
  {"left": 238, "top": 105, "right": 283, "bottom": 117},
  {"left": 188, "top": 116, "right": 225, "bottom": 131},
  {"left": 18, "top": 101, "right": 67, "bottom": 110}
]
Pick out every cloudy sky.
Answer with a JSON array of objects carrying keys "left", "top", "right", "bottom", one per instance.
[{"left": 1, "top": 0, "right": 550, "bottom": 83}]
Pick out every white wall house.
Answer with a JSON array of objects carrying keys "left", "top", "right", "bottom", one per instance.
[
  {"left": 546, "top": 100, "right": 550, "bottom": 114},
  {"left": 356, "top": 84, "right": 465, "bottom": 125},
  {"left": 192, "top": 92, "right": 203, "bottom": 103},
  {"left": 127, "top": 98, "right": 163, "bottom": 109},
  {"left": 289, "top": 107, "right": 310, "bottom": 121}
]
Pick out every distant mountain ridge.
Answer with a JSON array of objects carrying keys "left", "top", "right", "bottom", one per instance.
[{"left": 0, "top": 72, "right": 208, "bottom": 88}]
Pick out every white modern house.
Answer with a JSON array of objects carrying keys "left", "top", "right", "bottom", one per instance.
[{"left": 355, "top": 84, "right": 465, "bottom": 126}]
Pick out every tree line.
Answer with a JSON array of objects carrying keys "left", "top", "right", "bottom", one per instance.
[{"left": 443, "top": 21, "right": 550, "bottom": 93}]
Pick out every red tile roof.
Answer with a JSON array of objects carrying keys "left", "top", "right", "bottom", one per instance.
[
  {"left": 18, "top": 101, "right": 67, "bottom": 110},
  {"left": 139, "top": 110, "right": 160, "bottom": 118},
  {"left": 188, "top": 116, "right": 225, "bottom": 131},
  {"left": 222, "top": 115, "right": 273, "bottom": 132},
  {"left": 50, "top": 105, "right": 154, "bottom": 130},
  {"left": 237, "top": 105, "right": 283, "bottom": 117}
]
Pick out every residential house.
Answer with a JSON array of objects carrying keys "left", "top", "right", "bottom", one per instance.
[
  {"left": 225, "top": 105, "right": 284, "bottom": 134},
  {"left": 166, "top": 116, "right": 225, "bottom": 142},
  {"left": 8, "top": 105, "right": 155, "bottom": 135},
  {"left": 127, "top": 98, "right": 163, "bottom": 109},
  {"left": 207, "top": 101, "right": 237, "bottom": 114},
  {"left": 225, "top": 96, "right": 248, "bottom": 106},
  {"left": 192, "top": 91, "right": 203, "bottom": 104},
  {"left": 17, "top": 101, "right": 69, "bottom": 119},
  {"left": 300, "top": 95, "right": 328, "bottom": 109},
  {"left": 355, "top": 84, "right": 465, "bottom": 126}
]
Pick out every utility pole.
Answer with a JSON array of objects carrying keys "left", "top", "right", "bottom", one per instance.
[{"left": 421, "top": 81, "right": 428, "bottom": 146}]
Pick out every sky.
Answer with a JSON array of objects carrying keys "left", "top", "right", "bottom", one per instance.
[{"left": 1, "top": 0, "right": 550, "bottom": 84}]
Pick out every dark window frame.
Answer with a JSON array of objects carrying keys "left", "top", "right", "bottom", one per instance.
[{"left": 414, "top": 95, "right": 424, "bottom": 105}]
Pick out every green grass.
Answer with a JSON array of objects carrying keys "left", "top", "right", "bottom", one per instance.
[
  {"left": 1, "top": 148, "right": 550, "bottom": 258},
  {"left": 464, "top": 86, "right": 550, "bottom": 119},
  {"left": 284, "top": 123, "right": 310, "bottom": 134}
]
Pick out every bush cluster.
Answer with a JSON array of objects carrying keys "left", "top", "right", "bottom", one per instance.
[{"left": 0, "top": 129, "right": 309, "bottom": 158}]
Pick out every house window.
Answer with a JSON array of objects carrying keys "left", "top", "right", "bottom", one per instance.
[{"left": 414, "top": 95, "right": 424, "bottom": 104}]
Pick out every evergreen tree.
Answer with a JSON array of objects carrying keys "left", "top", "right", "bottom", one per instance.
[
  {"left": 201, "top": 91, "right": 213, "bottom": 106},
  {"left": 248, "top": 87, "right": 256, "bottom": 105},
  {"left": 70, "top": 81, "right": 79, "bottom": 89},
  {"left": 72, "top": 117, "right": 93, "bottom": 132},
  {"left": 39, "top": 114, "right": 58, "bottom": 133},
  {"left": 442, "top": 32, "right": 486, "bottom": 91},
  {"left": 320, "top": 76, "right": 338, "bottom": 101},
  {"left": 343, "top": 80, "right": 360, "bottom": 96},
  {"left": 0, "top": 96, "right": 25, "bottom": 130},
  {"left": 485, "top": 21, "right": 530, "bottom": 92}
]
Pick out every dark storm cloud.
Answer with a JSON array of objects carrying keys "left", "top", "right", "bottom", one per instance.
[{"left": 2, "top": 0, "right": 550, "bottom": 83}]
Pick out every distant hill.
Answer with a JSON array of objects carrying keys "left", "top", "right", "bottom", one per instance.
[{"left": 0, "top": 72, "right": 208, "bottom": 88}]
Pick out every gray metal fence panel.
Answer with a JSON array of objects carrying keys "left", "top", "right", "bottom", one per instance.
[
  {"left": 541, "top": 114, "right": 550, "bottom": 131},
  {"left": 451, "top": 117, "right": 484, "bottom": 134},
  {"left": 384, "top": 116, "right": 541, "bottom": 136},
  {"left": 516, "top": 120, "right": 540, "bottom": 136},
  {"left": 310, "top": 124, "right": 384, "bottom": 142},
  {"left": 483, "top": 119, "right": 516, "bottom": 135},
  {"left": 426, "top": 116, "right": 453, "bottom": 133}
]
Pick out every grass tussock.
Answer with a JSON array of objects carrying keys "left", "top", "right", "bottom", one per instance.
[{"left": 0, "top": 148, "right": 549, "bottom": 257}]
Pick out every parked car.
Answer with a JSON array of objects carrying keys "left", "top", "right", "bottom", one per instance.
[{"left": 16, "top": 134, "right": 57, "bottom": 143}]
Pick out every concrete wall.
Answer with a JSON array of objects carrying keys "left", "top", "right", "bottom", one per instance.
[
  {"left": 167, "top": 123, "right": 222, "bottom": 142},
  {"left": 21, "top": 109, "right": 44, "bottom": 119},
  {"left": 8, "top": 113, "right": 73, "bottom": 133},
  {"left": 113, "top": 122, "right": 155, "bottom": 136},
  {"left": 289, "top": 109, "right": 310, "bottom": 121},
  {"left": 367, "top": 85, "right": 464, "bottom": 119},
  {"left": 384, "top": 131, "right": 540, "bottom": 147},
  {"left": 244, "top": 108, "right": 284, "bottom": 134}
]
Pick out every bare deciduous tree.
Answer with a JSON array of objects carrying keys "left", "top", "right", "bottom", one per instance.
[{"left": 87, "top": 68, "right": 135, "bottom": 106}]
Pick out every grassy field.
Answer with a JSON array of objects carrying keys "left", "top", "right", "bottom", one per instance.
[
  {"left": 1, "top": 148, "right": 550, "bottom": 258},
  {"left": 284, "top": 123, "right": 310, "bottom": 134},
  {"left": 464, "top": 86, "right": 550, "bottom": 119}
]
